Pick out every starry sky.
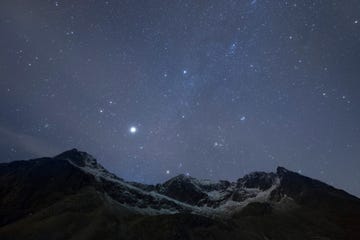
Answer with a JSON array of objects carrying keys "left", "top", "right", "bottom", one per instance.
[{"left": 1, "top": 0, "right": 360, "bottom": 196}]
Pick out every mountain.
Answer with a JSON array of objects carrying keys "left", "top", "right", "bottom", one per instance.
[{"left": 0, "top": 149, "right": 359, "bottom": 239}]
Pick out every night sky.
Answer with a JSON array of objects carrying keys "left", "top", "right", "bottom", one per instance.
[{"left": 1, "top": 1, "right": 360, "bottom": 196}]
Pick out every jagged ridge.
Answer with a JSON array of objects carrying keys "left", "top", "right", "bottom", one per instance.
[{"left": 1, "top": 149, "right": 360, "bottom": 240}]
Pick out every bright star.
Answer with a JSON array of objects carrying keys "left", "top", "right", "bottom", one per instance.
[
  {"left": 183, "top": 70, "right": 187, "bottom": 74},
  {"left": 130, "top": 126, "right": 137, "bottom": 133},
  {"left": 166, "top": 170, "right": 170, "bottom": 174}
]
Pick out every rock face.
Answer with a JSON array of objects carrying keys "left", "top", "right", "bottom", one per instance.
[
  {"left": 0, "top": 149, "right": 359, "bottom": 240},
  {"left": 156, "top": 174, "right": 209, "bottom": 205}
]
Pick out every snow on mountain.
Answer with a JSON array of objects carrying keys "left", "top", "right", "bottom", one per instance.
[
  {"left": 54, "top": 149, "right": 291, "bottom": 217},
  {"left": 2, "top": 149, "right": 360, "bottom": 239},
  {"left": 55, "top": 149, "right": 196, "bottom": 215}
]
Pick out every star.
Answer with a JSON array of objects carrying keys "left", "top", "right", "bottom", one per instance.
[
  {"left": 129, "top": 126, "right": 137, "bottom": 134},
  {"left": 213, "top": 142, "right": 224, "bottom": 148},
  {"left": 1, "top": 0, "right": 360, "bottom": 198}
]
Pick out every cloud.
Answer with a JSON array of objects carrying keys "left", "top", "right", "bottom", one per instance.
[{"left": 0, "top": 126, "right": 61, "bottom": 157}]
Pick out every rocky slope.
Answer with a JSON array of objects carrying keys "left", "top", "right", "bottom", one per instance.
[{"left": 0, "top": 149, "right": 359, "bottom": 239}]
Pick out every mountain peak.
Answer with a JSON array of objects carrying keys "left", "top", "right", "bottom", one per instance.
[
  {"left": 276, "top": 166, "right": 291, "bottom": 175},
  {"left": 1, "top": 151, "right": 359, "bottom": 239},
  {"left": 54, "top": 149, "right": 97, "bottom": 168},
  {"left": 54, "top": 148, "right": 85, "bottom": 156},
  {"left": 164, "top": 174, "right": 194, "bottom": 184},
  {"left": 237, "top": 171, "right": 278, "bottom": 191}
]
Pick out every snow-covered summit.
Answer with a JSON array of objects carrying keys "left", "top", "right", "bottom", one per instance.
[
  {"left": 55, "top": 148, "right": 122, "bottom": 182},
  {"left": 49, "top": 149, "right": 359, "bottom": 217},
  {"left": 53, "top": 149, "right": 286, "bottom": 215},
  {"left": 2, "top": 150, "right": 360, "bottom": 240}
]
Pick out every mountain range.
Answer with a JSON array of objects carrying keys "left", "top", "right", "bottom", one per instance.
[{"left": 0, "top": 149, "right": 359, "bottom": 239}]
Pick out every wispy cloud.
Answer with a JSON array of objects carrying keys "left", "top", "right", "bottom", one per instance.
[{"left": 0, "top": 126, "right": 61, "bottom": 157}]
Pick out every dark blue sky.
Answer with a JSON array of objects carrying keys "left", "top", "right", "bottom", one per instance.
[{"left": 1, "top": 0, "right": 360, "bottom": 196}]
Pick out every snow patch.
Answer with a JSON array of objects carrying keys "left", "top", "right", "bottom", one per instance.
[{"left": 66, "top": 154, "right": 284, "bottom": 217}]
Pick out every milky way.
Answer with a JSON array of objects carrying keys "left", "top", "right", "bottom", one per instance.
[{"left": 1, "top": 0, "right": 360, "bottom": 196}]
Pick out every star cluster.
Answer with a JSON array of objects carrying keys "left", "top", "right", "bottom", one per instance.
[{"left": 1, "top": 0, "right": 360, "bottom": 195}]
